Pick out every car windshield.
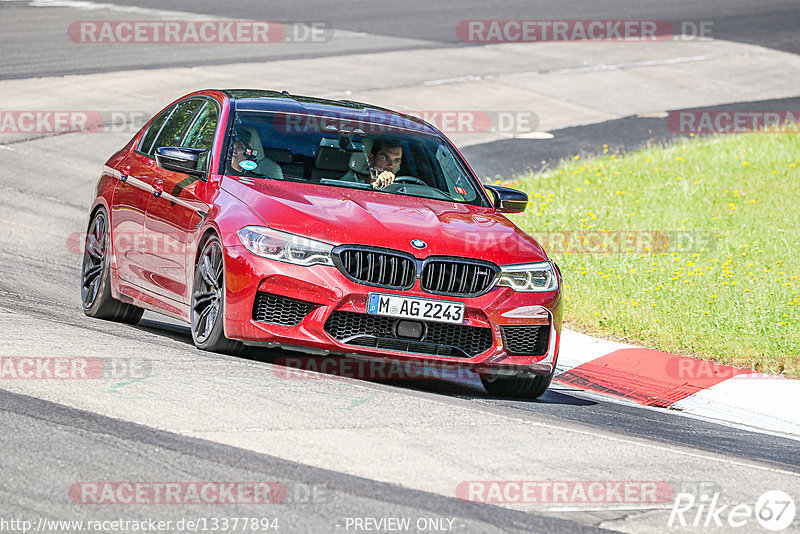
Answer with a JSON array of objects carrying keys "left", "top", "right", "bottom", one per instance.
[{"left": 225, "top": 110, "right": 487, "bottom": 206}]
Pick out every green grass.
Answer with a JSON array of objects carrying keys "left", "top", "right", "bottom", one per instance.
[{"left": 503, "top": 133, "right": 800, "bottom": 376}]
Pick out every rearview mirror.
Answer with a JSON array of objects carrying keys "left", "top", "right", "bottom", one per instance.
[
  {"left": 155, "top": 147, "right": 208, "bottom": 180},
  {"left": 484, "top": 185, "right": 528, "bottom": 213}
]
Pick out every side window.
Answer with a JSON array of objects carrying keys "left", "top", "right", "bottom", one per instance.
[
  {"left": 139, "top": 106, "right": 173, "bottom": 155},
  {"left": 182, "top": 101, "right": 219, "bottom": 171},
  {"left": 150, "top": 99, "right": 204, "bottom": 155},
  {"left": 182, "top": 101, "right": 218, "bottom": 150}
]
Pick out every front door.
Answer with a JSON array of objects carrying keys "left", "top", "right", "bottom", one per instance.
[{"left": 144, "top": 99, "right": 219, "bottom": 304}]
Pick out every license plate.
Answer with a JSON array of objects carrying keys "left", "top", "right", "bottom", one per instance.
[{"left": 367, "top": 293, "right": 465, "bottom": 324}]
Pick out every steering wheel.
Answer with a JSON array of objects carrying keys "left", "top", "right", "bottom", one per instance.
[{"left": 393, "top": 176, "right": 427, "bottom": 186}]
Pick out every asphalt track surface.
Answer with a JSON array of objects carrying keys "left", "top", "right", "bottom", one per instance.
[
  {"left": 4, "top": 0, "right": 800, "bottom": 79},
  {"left": 2, "top": 1, "right": 800, "bottom": 533},
  {"left": 1, "top": 389, "right": 604, "bottom": 534},
  {"left": 97, "top": 0, "right": 800, "bottom": 54}
]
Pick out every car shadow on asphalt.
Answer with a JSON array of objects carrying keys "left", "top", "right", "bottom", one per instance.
[
  {"left": 243, "top": 348, "right": 597, "bottom": 406},
  {"left": 132, "top": 317, "right": 596, "bottom": 407},
  {"left": 134, "top": 318, "right": 195, "bottom": 346}
]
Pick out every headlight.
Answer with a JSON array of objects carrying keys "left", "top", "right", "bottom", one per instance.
[
  {"left": 497, "top": 262, "right": 558, "bottom": 292},
  {"left": 237, "top": 226, "right": 334, "bottom": 266}
]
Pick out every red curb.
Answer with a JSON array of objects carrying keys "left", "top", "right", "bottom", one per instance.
[{"left": 553, "top": 348, "right": 755, "bottom": 407}]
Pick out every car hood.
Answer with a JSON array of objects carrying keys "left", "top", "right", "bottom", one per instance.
[{"left": 222, "top": 177, "right": 548, "bottom": 264}]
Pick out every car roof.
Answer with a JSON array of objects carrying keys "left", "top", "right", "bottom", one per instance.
[{"left": 220, "top": 89, "right": 435, "bottom": 134}]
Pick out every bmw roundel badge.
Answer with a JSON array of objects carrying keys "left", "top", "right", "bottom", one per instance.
[{"left": 411, "top": 239, "right": 427, "bottom": 249}]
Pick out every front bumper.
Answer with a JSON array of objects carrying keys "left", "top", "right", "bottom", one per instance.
[{"left": 223, "top": 244, "right": 563, "bottom": 376}]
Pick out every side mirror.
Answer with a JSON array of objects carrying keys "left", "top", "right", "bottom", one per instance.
[
  {"left": 484, "top": 185, "right": 528, "bottom": 213},
  {"left": 155, "top": 147, "right": 208, "bottom": 180}
]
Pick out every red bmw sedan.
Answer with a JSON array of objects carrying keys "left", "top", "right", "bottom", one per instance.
[{"left": 82, "top": 89, "right": 563, "bottom": 398}]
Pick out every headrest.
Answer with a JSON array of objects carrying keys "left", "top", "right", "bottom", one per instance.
[
  {"left": 349, "top": 152, "right": 369, "bottom": 174},
  {"left": 240, "top": 126, "right": 264, "bottom": 161},
  {"left": 348, "top": 137, "right": 373, "bottom": 175},
  {"left": 360, "top": 137, "right": 373, "bottom": 154}
]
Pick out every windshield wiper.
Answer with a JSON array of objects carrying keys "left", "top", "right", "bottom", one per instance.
[{"left": 318, "top": 179, "right": 373, "bottom": 190}]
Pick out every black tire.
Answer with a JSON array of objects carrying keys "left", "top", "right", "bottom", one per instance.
[
  {"left": 81, "top": 208, "right": 144, "bottom": 324},
  {"left": 190, "top": 235, "right": 242, "bottom": 354},
  {"left": 480, "top": 368, "right": 554, "bottom": 399}
]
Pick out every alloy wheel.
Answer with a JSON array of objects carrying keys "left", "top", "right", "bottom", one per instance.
[
  {"left": 81, "top": 211, "right": 107, "bottom": 309},
  {"left": 191, "top": 238, "right": 224, "bottom": 344}
]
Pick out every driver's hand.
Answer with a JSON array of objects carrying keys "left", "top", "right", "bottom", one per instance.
[{"left": 372, "top": 171, "right": 396, "bottom": 189}]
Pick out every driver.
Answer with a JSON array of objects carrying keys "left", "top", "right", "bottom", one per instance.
[
  {"left": 367, "top": 139, "right": 402, "bottom": 188},
  {"left": 343, "top": 138, "right": 402, "bottom": 188}
]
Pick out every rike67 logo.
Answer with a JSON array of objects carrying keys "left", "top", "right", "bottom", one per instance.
[{"left": 669, "top": 490, "right": 796, "bottom": 531}]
